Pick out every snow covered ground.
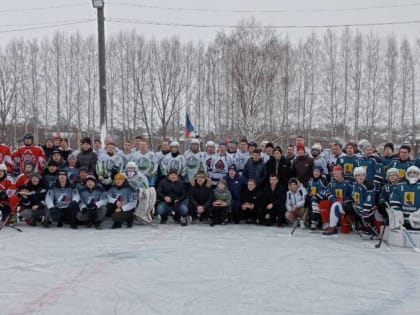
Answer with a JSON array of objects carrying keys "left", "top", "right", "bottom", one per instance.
[{"left": 1, "top": 221, "right": 419, "bottom": 315}]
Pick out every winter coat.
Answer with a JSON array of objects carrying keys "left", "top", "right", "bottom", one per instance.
[
  {"left": 188, "top": 176, "right": 213, "bottom": 209},
  {"left": 265, "top": 156, "right": 292, "bottom": 188},
  {"left": 17, "top": 180, "right": 48, "bottom": 209},
  {"left": 243, "top": 158, "right": 267, "bottom": 188},
  {"left": 261, "top": 183, "right": 286, "bottom": 209},
  {"left": 241, "top": 188, "right": 261, "bottom": 208},
  {"left": 291, "top": 155, "right": 314, "bottom": 187},
  {"left": 224, "top": 173, "right": 247, "bottom": 202},
  {"left": 76, "top": 148, "right": 98, "bottom": 173},
  {"left": 213, "top": 187, "right": 232, "bottom": 207},
  {"left": 157, "top": 177, "right": 187, "bottom": 204}
]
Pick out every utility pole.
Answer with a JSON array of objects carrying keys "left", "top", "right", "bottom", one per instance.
[{"left": 92, "top": 0, "right": 107, "bottom": 145}]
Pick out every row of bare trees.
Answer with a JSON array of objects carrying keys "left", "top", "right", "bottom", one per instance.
[{"left": 0, "top": 19, "right": 419, "bottom": 148}]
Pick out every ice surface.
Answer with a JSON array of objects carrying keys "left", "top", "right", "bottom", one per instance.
[{"left": 1, "top": 222, "right": 419, "bottom": 315}]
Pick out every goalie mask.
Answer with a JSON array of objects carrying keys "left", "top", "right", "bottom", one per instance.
[
  {"left": 125, "top": 161, "right": 137, "bottom": 178},
  {"left": 406, "top": 166, "right": 420, "bottom": 184}
]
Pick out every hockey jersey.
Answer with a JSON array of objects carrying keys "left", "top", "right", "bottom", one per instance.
[
  {"left": 183, "top": 150, "right": 205, "bottom": 183},
  {"left": 307, "top": 177, "right": 327, "bottom": 202},
  {"left": 0, "top": 144, "right": 12, "bottom": 173},
  {"left": 352, "top": 180, "right": 375, "bottom": 215},
  {"left": 337, "top": 154, "right": 358, "bottom": 182},
  {"left": 356, "top": 156, "right": 384, "bottom": 189},
  {"left": 96, "top": 152, "right": 125, "bottom": 185},
  {"left": 390, "top": 181, "right": 420, "bottom": 215},
  {"left": 326, "top": 179, "right": 353, "bottom": 203},
  {"left": 387, "top": 159, "right": 415, "bottom": 180},
  {"left": 210, "top": 153, "right": 233, "bottom": 186},
  {"left": 14, "top": 145, "right": 46, "bottom": 173},
  {"left": 159, "top": 153, "right": 186, "bottom": 178},
  {"left": 133, "top": 150, "right": 158, "bottom": 179}
]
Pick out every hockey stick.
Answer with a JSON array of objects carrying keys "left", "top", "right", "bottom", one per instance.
[
  {"left": 290, "top": 207, "right": 308, "bottom": 236},
  {"left": 0, "top": 214, "right": 23, "bottom": 232},
  {"left": 400, "top": 224, "right": 420, "bottom": 253}
]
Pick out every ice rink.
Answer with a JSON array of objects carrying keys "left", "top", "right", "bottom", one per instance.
[{"left": 1, "top": 222, "right": 419, "bottom": 315}]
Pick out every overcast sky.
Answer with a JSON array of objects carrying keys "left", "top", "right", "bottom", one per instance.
[{"left": 1, "top": 0, "right": 420, "bottom": 44}]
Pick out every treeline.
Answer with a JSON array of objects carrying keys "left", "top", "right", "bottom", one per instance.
[{"left": 0, "top": 19, "right": 418, "bottom": 147}]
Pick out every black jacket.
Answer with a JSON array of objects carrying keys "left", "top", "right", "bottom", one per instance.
[
  {"left": 76, "top": 148, "right": 97, "bottom": 173},
  {"left": 188, "top": 177, "right": 213, "bottom": 209},
  {"left": 265, "top": 156, "right": 292, "bottom": 188},
  {"left": 157, "top": 177, "right": 186, "bottom": 204}
]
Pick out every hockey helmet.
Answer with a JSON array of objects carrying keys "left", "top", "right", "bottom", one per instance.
[{"left": 406, "top": 166, "right": 420, "bottom": 184}]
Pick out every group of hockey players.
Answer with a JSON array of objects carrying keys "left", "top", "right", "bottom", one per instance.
[{"left": 0, "top": 132, "right": 419, "bottom": 237}]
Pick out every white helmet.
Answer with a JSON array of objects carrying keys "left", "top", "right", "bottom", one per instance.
[
  {"left": 386, "top": 167, "right": 399, "bottom": 178},
  {"left": 406, "top": 166, "right": 420, "bottom": 184},
  {"left": 0, "top": 164, "right": 6, "bottom": 171},
  {"left": 353, "top": 167, "right": 366, "bottom": 177},
  {"left": 126, "top": 161, "right": 137, "bottom": 170},
  {"left": 206, "top": 141, "right": 216, "bottom": 148},
  {"left": 311, "top": 144, "right": 322, "bottom": 152},
  {"left": 190, "top": 138, "right": 200, "bottom": 145},
  {"left": 358, "top": 139, "right": 371, "bottom": 151},
  {"left": 125, "top": 161, "right": 137, "bottom": 177},
  {"left": 170, "top": 141, "right": 180, "bottom": 147}
]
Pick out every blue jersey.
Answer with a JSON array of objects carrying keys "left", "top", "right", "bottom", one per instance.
[
  {"left": 390, "top": 181, "right": 420, "bottom": 215},
  {"left": 307, "top": 177, "right": 327, "bottom": 202},
  {"left": 387, "top": 159, "right": 415, "bottom": 180},
  {"left": 415, "top": 155, "right": 420, "bottom": 168},
  {"left": 352, "top": 180, "right": 375, "bottom": 213},
  {"left": 381, "top": 155, "right": 396, "bottom": 172},
  {"left": 379, "top": 182, "right": 399, "bottom": 205},
  {"left": 326, "top": 179, "right": 353, "bottom": 203},
  {"left": 337, "top": 155, "right": 358, "bottom": 182},
  {"left": 356, "top": 156, "right": 384, "bottom": 189}
]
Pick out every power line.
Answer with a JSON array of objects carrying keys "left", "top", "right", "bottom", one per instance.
[
  {"left": 0, "top": 19, "right": 94, "bottom": 29},
  {"left": 107, "top": 17, "right": 420, "bottom": 29},
  {"left": 0, "top": 3, "right": 87, "bottom": 14},
  {"left": 108, "top": 1, "right": 420, "bottom": 14},
  {"left": 0, "top": 20, "right": 95, "bottom": 34}
]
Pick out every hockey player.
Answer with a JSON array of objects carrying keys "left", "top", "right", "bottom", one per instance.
[
  {"left": 107, "top": 173, "right": 138, "bottom": 229},
  {"left": 209, "top": 142, "right": 233, "bottom": 187},
  {"left": 311, "top": 144, "right": 329, "bottom": 176},
  {"left": 62, "top": 154, "right": 79, "bottom": 184},
  {"left": 183, "top": 138, "right": 205, "bottom": 184},
  {"left": 203, "top": 141, "right": 216, "bottom": 181},
  {"left": 45, "top": 170, "right": 80, "bottom": 229},
  {"left": 0, "top": 143, "right": 13, "bottom": 174},
  {"left": 77, "top": 175, "right": 107, "bottom": 229},
  {"left": 390, "top": 165, "right": 420, "bottom": 228},
  {"left": 234, "top": 138, "right": 250, "bottom": 175},
  {"left": 132, "top": 140, "right": 158, "bottom": 186},
  {"left": 159, "top": 142, "right": 186, "bottom": 179},
  {"left": 0, "top": 163, "right": 18, "bottom": 223},
  {"left": 307, "top": 165, "right": 328, "bottom": 231},
  {"left": 96, "top": 142, "right": 124, "bottom": 188},
  {"left": 42, "top": 160, "right": 59, "bottom": 188},
  {"left": 17, "top": 173, "right": 48, "bottom": 226},
  {"left": 378, "top": 168, "right": 400, "bottom": 224},
  {"left": 116, "top": 140, "right": 136, "bottom": 171},
  {"left": 123, "top": 162, "right": 156, "bottom": 224},
  {"left": 356, "top": 142, "right": 383, "bottom": 192},
  {"left": 322, "top": 165, "right": 353, "bottom": 235},
  {"left": 15, "top": 162, "right": 35, "bottom": 189},
  {"left": 387, "top": 145, "right": 415, "bottom": 180},
  {"left": 14, "top": 132, "right": 45, "bottom": 174},
  {"left": 337, "top": 142, "right": 358, "bottom": 183}
]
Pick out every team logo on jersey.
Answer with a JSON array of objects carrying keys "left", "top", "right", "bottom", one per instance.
[
  {"left": 399, "top": 169, "right": 406, "bottom": 178},
  {"left": 353, "top": 192, "right": 360, "bottom": 204},
  {"left": 186, "top": 156, "right": 201, "bottom": 169},
  {"left": 214, "top": 159, "right": 225, "bottom": 172},
  {"left": 311, "top": 186, "right": 317, "bottom": 196},
  {"left": 0, "top": 153, "right": 3, "bottom": 163},
  {"left": 206, "top": 158, "right": 212, "bottom": 168},
  {"left": 404, "top": 192, "right": 415, "bottom": 205},
  {"left": 22, "top": 150, "right": 35, "bottom": 165},
  {"left": 137, "top": 158, "right": 151, "bottom": 172},
  {"left": 335, "top": 189, "right": 343, "bottom": 200},
  {"left": 344, "top": 164, "right": 354, "bottom": 174},
  {"left": 116, "top": 194, "right": 124, "bottom": 203},
  {"left": 58, "top": 194, "right": 70, "bottom": 203}
]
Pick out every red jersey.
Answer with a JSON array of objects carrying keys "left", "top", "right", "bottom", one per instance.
[
  {"left": 15, "top": 145, "right": 46, "bottom": 173},
  {"left": 0, "top": 144, "right": 12, "bottom": 173},
  {"left": 15, "top": 174, "right": 31, "bottom": 189}
]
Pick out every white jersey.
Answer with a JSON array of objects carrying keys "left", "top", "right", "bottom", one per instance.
[
  {"left": 184, "top": 150, "right": 205, "bottom": 182},
  {"left": 116, "top": 151, "right": 137, "bottom": 170},
  {"left": 132, "top": 150, "right": 158, "bottom": 179},
  {"left": 210, "top": 153, "right": 233, "bottom": 185},
  {"left": 204, "top": 153, "right": 215, "bottom": 179},
  {"left": 123, "top": 170, "right": 150, "bottom": 191},
  {"left": 160, "top": 153, "right": 186, "bottom": 177},
  {"left": 96, "top": 152, "right": 125, "bottom": 185},
  {"left": 234, "top": 151, "right": 250, "bottom": 172}
]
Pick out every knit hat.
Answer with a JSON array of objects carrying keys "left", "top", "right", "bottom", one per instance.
[
  {"left": 384, "top": 142, "right": 394, "bottom": 152},
  {"left": 86, "top": 175, "right": 97, "bottom": 182},
  {"left": 114, "top": 173, "right": 126, "bottom": 181},
  {"left": 228, "top": 164, "right": 237, "bottom": 172},
  {"left": 296, "top": 144, "right": 305, "bottom": 153}
]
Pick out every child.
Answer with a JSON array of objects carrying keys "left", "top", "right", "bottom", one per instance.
[{"left": 211, "top": 179, "right": 231, "bottom": 226}]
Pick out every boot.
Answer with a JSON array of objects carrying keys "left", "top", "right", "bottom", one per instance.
[
  {"left": 180, "top": 216, "right": 187, "bottom": 227},
  {"left": 322, "top": 226, "right": 337, "bottom": 235}
]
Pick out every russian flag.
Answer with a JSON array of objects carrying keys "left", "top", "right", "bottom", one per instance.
[{"left": 185, "top": 113, "right": 194, "bottom": 138}]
